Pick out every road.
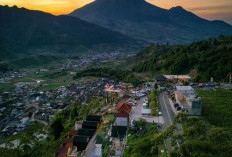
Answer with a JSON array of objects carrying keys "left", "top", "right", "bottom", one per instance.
[
  {"left": 158, "top": 92, "right": 176, "bottom": 130},
  {"left": 130, "top": 96, "right": 164, "bottom": 124}
]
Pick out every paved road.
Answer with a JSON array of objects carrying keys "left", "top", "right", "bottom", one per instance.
[
  {"left": 158, "top": 92, "right": 176, "bottom": 130},
  {"left": 130, "top": 96, "right": 164, "bottom": 124}
]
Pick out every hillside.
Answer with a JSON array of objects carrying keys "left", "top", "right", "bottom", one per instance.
[
  {"left": 132, "top": 36, "right": 232, "bottom": 82},
  {"left": 0, "top": 5, "right": 137, "bottom": 61},
  {"left": 69, "top": 0, "right": 232, "bottom": 44}
]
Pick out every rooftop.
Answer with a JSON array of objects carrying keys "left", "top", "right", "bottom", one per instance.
[
  {"left": 115, "top": 103, "right": 132, "bottom": 113},
  {"left": 86, "top": 115, "right": 102, "bottom": 122},
  {"left": 77, "top": 129, "right": 96, "bottom": 137},
  {"left": 73, "top": 135, "right": 90, "bottom": 143},
  {"left": 141, "top": 109, "right": 151, "bottom": 114},
  {"left": 164, "top": 75, "right": 191, "bottom": 79},
  {"left": 114, "top": 112, "right": 129, "bottom": 118},
  {"left": 114, "top": 117, "right": 128, "bottom": 126},
  {"left": 176, "top": 86, "right": 194, "bottom": 91}
]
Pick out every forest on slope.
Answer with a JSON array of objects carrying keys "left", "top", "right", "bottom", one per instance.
[
  {"left": 0, "top": 5, "right": 138, "bottom": 61},
  {"left": 132, "top": 36, "right": 232, "bottom": 82}
]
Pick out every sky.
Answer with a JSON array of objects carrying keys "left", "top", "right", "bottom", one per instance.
[{"left": 1, "top": 0, "right": 232, "bottom": 24}]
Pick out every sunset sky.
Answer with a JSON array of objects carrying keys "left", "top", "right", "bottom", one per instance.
[{"left": 1, "top": 0, "right": 232, "bottom": 24}]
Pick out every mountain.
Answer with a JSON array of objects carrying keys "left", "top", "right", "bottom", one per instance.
[
  {"left": 132, "top": 36, "right": 232, "bottom": 82},
  {"left": 0, "top": 5, "right": 137, "bottom": 60},
  {"left": 69, "top": 0, "right": 232, "bottom": 44}
]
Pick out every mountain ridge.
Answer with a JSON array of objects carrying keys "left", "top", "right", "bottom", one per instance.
[
  {"left": 69, "top": 0, "right": 232, "bottom": 44},
  {"left": 0, "top": 5, "right": 138, "bottom": 60}
]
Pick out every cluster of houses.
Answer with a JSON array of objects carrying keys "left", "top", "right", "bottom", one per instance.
[
  {"left": 60, "top": 51, "right": 135, "bottom": 70},
  {"left": 0, "top": 70, "right": 35, "bottom": 83},
  {"left": 56, "top": 115, "right": 103, "bottom": 157},
  {"left": 0, "top": 78, "right": 119, "bottom": 137}
]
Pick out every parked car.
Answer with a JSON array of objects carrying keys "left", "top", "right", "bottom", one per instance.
[
  {"left": 128, "top": 102, "right": 136, "bottom": 106},
  {"left": 174, "top": 103, "right": 179, "bottom": 108},
  {"left": 176, "top": 106, "right": 182, "bottom": 111}
]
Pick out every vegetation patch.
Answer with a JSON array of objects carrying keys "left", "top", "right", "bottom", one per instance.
[
  {"left": 73, "top": 67, "right": 143, "bottom": 86},
  {"left": 196, "top": 88, "right": 232, "bottom": 129},
  {"left": 148, "top": 90, "right": 159, "bottom": 116},
  {"left": 171, "top": 113, "right": 232, "bottom": 157},
  {"left": 132, "top": 36, "right": 232, "bottom": 82}
]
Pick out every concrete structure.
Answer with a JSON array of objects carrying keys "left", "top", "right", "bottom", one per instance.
[
  {"left": 175, "top": 86, "right": 201, "bottom": 116},
  {"left": 164, "top": 75, "right": 192, "bottom": 82},
  {"left": 175, "top": 86, "right": 194, "bottom": 101},
  {"left": 141, "top": 108, "right": 151, "bottom": 115}
]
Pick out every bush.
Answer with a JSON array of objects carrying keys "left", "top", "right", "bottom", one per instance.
[{"left": 148, "top": 90, "right": 159, "bottom": 116}]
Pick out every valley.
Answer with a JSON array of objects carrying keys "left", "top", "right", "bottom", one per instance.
[{"left": 0, "top": 1, "right": 232, "bottom": 157}]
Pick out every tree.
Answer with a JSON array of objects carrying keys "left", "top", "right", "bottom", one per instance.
[
  {"left": 136, "top": 118, "right": 146, "bottom": 130},
  {"left": 28, "top": 112, "right": 32, "bottom": 118},
  {"left": 210, "top": 127, "right": 231, "bottom": 146},
  {"left": 50, "top": 116, "right": 64, "bottom": 139}
]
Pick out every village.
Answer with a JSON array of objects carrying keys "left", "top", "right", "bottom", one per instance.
[
  {"left": 54, "top": 74, "right": 232, "bottom": 157},
  {"left": 1, "top": 71, "right": 232, "bottom": 156},
  {"left": 0, "top": 76, "right": 125, "bottom": 137}
]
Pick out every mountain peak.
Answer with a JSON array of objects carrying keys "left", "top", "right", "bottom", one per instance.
[
  {"left": 170, "top": 6, "right": 185, "bottom": 11},
  {"left": 69, "top": 1, "right": 232, "bottom": 44}
]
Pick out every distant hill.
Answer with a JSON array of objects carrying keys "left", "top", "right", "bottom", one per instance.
[
  {"left": 69, "top": 0, "right": 232, "bottom": 44},
  {"left": 132, "top": 36, "right": 232, "bottom": 82},
  {"left": 0, "top": 5, "right": 138, "bottom": 60}
]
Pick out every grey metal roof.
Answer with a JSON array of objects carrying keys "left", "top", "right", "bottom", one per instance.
[
  {"left": 176, "top": 86, "right": 194, "bottom": 91},
  {"left": 114, "top": 117, "right": 128, "bottom": 126}
]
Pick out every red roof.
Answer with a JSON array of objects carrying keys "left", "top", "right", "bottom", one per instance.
[
  {"left": 63, "top": 137, "right": 73, "bottom": 147},
  {"left": 69, "top": 130, "right": 78, "bottom": 138},
  {"left": 56, "top": 147, "right": 68, "bottom": 157},
  {"left": 114, "top": 112, "right": 129, "bottom": 118},
  {"left": 57, "top": 153, "right": 67, "bottom": 157},
  {"left": 64, "top": 142, "right": 73, "bottom": 148},
  {"left": 115, "top": 103, "right": 132, "bottom": 113}
]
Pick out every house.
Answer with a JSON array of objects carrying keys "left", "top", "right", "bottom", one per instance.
[
  {"left": 114, "top": 112, "right": 129, "bottom": 118},
  {"left": 115, "top": 103, "right": 132, "bottom": 114},
  {"left": 164, "top": 75, "right": 192, "bottom": 82},
  {"left": 181, "top": 93, "right": 202, "bottom": 116},
  {"left": 0, "top": 107, "right": 6, "bottom": 112},
  {"left": 112, "top": 113, "right": 129, "bottom": 139},
  {"left": 62, "top": 138, "right": 73, "bottom": 154},
  {"left": 82, "top": 121, "right": 99, "bottom": 130},
  {"left": 114, "top": 103, "right": 132, "bottom": 121},
  {"left": 155, "top": 75, "right": 167, "bottom": 83},
  {"left": 114, "top": 117, "right": 128, "bottom": 126},
  {"left": 86, "top": 115, "right": 102, "bottom": 122},
  {"left": 73, "top": 136, "right": 90, "bottom": 151},
  {"left": 90, "top": 135, "right": 103, "bottom": 157},
  {"left": 94, "top": 135, "right": 103, "bottom": 148},
  {"left": 120, "top": 82, "right": 134, "bottom": 89},
  {"left": 56, "top": 147, "right": 69, "bottom": 157},
  {"left": 175, "top": 86, "right": 194, "bottom": 102},
  {"left": 69, "top": 130, "right": 78, "bottom": 138},
  {"left": 111, "top": 126, "right": 128, "bottom": 139},
  {"left": 77, "top": 129, "right": 96, "bottom": 137},
  {"left": 175, "top": 86, "right": 201, "bottom": 116}
]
